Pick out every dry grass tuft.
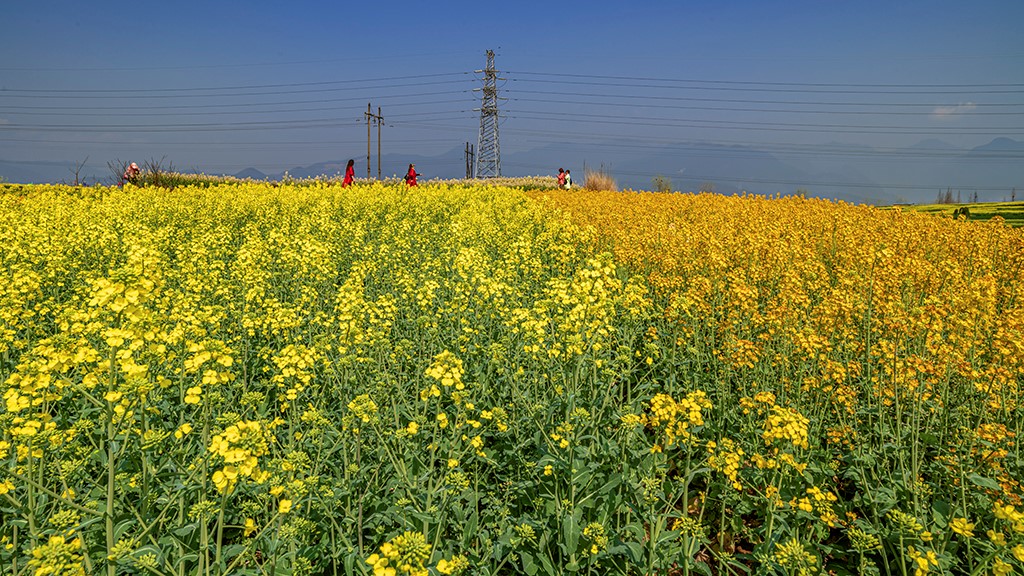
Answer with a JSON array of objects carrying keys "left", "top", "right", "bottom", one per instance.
[{"left": 583, "top": 168, "right": 618, "bottom": 191}]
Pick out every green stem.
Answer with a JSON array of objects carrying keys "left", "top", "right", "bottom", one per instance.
[
  {"left": 215, "top": 490, "right": 228, "bottom": 569},
  {"left": 106, "top": 406, "right": 116, "bottom": 576}
]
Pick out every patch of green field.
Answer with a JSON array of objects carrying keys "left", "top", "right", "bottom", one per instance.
[{"left": 886, "top": 201, "right": 1024, "bottom": 227}]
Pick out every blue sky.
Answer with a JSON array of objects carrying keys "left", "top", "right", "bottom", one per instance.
[{"left": 1, "top": 0, "right": 1022, "bottom": 191}]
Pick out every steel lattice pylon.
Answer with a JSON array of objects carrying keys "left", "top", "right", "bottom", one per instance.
[{"left": 474, "top": 50, "right": 501, "bottom": 178}]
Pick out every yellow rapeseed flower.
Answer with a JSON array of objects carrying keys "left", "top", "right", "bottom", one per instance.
[{"left": 950, "top": 517, "right": 974, "bottom": 537}]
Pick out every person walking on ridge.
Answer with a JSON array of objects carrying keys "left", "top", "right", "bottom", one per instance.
[
  {"left": 557, "top": 168, "right": 565, "bottom": 189},
  {"left": 342, "top": 159, "right": 355, "bottom": 188},
  {"left": 404, "top": 163, "right": 420, "bottom": 187}
]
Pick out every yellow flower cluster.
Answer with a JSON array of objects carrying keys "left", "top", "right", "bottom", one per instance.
[
  {"left": 549, "top": 421, "right": 574, "bottom": 450},
  {"left": 888, "top": 510, "right": 930, "bottom": 540},
  {"left": 906, "top": 546, "right": 939, "bottom": 576},
  {"left": 788, "top": 486, "right": 840, "bottom": 527},
  {"left": 271, "top": 343, "right": 319, "bottom": 403},
  {"left": 739, "top": 391, "right": 776, "bottom": 416},
  {"left": 436, "top": 555, "right": 469, "bottom": 575},
  {"left": 425, "top": 350, "right": 465, "bottom": 389},
  {"left": 479, "top": 406, "right": 509, "bottom": 432},
  {"left": 762, "top": 405, "right": 810, "bottom": 450},
  {"left": 365, "top": 531, "right": 433, "bottom": 576},
  {"left": 208, "top": 420, "right": 271, "bottom": 492},
  {"left": 582, "top": 522, "right": 609, "bottom": 555},
  {"left": 347, "top": 394, "right": 379, "bottom": 425},
  {"left": 183, "top": 340, "right": 235, "bottom": 405},
  {"left": 707, "top": 438, "right": 745, "bottom": 490},
  {"left": 773, "top": 537, "right": 818, "bottom": 575},
  {"left": 510, "top": 254, "right": 649, "bottom": 363},
  {"left": 26, "top": 535, "right": 86, "bottom": 576},
  {"left": 643, "top": 391, "right": 712, "bottom": 449},
  {"left": 949, "top": 517, "right": 975, "bottom": 537},
  {"left": 994, "top": 502, "right": 1024, "bottom": 533}
]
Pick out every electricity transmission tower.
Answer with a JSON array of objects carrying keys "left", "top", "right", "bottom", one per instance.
[{"left": 474, "top": 50, "right": 503, "bottom": 178}]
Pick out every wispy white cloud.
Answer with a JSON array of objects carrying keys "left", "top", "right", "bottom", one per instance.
[{"left": 932, "top": 102, "right": 976, "bottom": 118}]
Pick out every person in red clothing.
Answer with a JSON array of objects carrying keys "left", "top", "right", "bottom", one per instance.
[
  {"left": 341, "top": 159, "right": 355, "bottom": 188},
  {"left": 557, "top": 167, "right": 565, "bottom": 188},
  {"left": 404, "top": 163, "right": 420, "bottom": 187}
]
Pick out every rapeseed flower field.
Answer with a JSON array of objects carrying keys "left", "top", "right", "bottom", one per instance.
[{"left": 0, "top": 182, "right": 1021, "bottom": 575}]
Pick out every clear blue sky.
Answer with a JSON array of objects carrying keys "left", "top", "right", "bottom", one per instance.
[{"left": 1, "top": 0, "right": 1022, "bottom": 191}]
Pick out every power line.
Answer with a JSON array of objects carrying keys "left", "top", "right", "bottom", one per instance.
[
  {"left": 2, "top": 103, "right": 472, "bottom": 118},
  {"left": 2, "top": 61, "right": 1020, "bottom": 194},
  {"left": 505, "top": 88, "right": 1024, "bottom": 107},
  {"left": 0, "top": 111, "right": 480, "bottom": 133},
  {"left": 509, "top": 77, "right": 1024, "bottom": 95},
  {"left": 276, "top": 117, "right": 1021, "bottom": 158},
  {"left": 551, "top": 139, "right": 1024, "bottom": 161},
  {"left": 449, "top": 123, "right": 1024, "bottom": 164},
  {"left": 506, "top": 70, "right": 1024, "bottom": 89},
  {"left": 0, "top": 136, "right": 458, "bottom": 146},
  {"left": 508, "top": 97, "right": 1024, "bottom": 116},
  {"left": 0, "top": 118, "right": 365, "bottom": 132},
  {"left": 0, "top": 92, "right": 475, "bottom": 112},
  {"left": 505, "top": 112, "right": 1024, "bottom": 135},
  {"left": 0, "top": 79, "right": 472, "bottom": 100},
  {"left": 0, "top": 72, "right": 471, "bottom": 94},
  {"left": 0, "top": 51, "right": 470, "bottom": 73}
]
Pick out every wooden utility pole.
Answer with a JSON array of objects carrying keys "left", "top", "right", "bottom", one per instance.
[
  {"left": 365, "top": 103, "right": 383, "bottom": 179},
  {"left": 377, "top": 106, "right": 383, "bottom": 180},
  {"left": 465, "top": 142, "right": 475, "bottom": 179},
  {"left": 366, "top": 103, "right": 372, "bottom": 178}
]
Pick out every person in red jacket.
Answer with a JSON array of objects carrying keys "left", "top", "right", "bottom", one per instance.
[
  {"left": 404, "top": 163, "right": 420, "bottom": 187},
  {"left": 342, "top": 159, "right": 355, "bottom": 188}
]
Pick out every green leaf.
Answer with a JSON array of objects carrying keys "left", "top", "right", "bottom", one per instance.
[
  {"left": 114, "top": 519, "right": 137, "bottom": 541},
  {"left": 623, "top": 541, "right": 644, "bottom": 563},
  {"left": 561, "top": 512, "right": 579, "bottom": 555},
  {"left": 521, "top": 552, "right": 538, "bottom": 576},
  {"left": 221, "top": 543, "right": 246, "bottom": 558},
  {"left": 536, "top": 553, "right": 556, "bottom": 576},
  {"left": 463, "top": 510, "right": 479, "bottom": 547},
  {"left": 692, "top": 559, "right": 714, "bottom": 576},
  {"left": 967, "top": 473, "right": 1001, "bottom": 491},
  {"left": 932, "top": 501, "right": 951, "bottom": 528},
  {"left": 598, "top": 474, "right": 622, "bottom": 495}
]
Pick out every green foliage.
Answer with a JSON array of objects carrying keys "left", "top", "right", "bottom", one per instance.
[
  {"left": 651, "top": 175, "right": 673, "bottom": 193},
  {"left": 889, "top": 201, "right": 1024, "bottom": 227}
]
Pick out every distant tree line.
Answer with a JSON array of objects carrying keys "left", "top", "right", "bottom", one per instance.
[{"left": 936, "top": 188, "right": 979, "bottom": 204}]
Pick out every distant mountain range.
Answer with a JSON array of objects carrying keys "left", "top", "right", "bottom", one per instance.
[{"left": 3, "top": 138, "right": 1021, "bottom": 205}]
